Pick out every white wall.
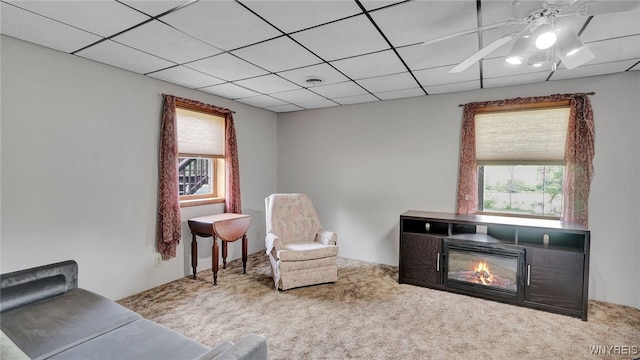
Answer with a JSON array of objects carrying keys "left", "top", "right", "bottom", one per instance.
[
  {"left": 0, "top": 36, "right": 278, "bottom": 300},
  {"left": 277, "top": 71, "right": 640, "bottom": 309}
]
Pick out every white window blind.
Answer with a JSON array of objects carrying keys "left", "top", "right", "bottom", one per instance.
[
  {"left": 176, "top": 107, "right": 225, "bottom": 156},
  {"left": 475, "top": 107, "right": 570, "bottom": 165}
]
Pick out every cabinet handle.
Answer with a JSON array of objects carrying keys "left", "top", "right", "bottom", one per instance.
[
  {"left": 436, "top": 252, "right": 440, "bottom": 272},
  {"left": 425, "top": 223, "right": 431, "bottom": 232},
  {"left": 527, "top": 264, "right": 531, "bottom": 286}
]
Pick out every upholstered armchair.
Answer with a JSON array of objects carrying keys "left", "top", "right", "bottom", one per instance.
[{"left": 265, "top": 193, "right": 338, "bottom": 290}]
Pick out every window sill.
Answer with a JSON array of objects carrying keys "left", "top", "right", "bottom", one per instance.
[
  {"left": 477, "top": 211, "right": 560, "bottom": 221},
  {"left": 180, "top": 197, "right": 225, "bottom": 208}
]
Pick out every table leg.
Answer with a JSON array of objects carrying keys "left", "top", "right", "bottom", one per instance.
[
  {"left": 212, "top": 237, "right": 219, "bottom": 285},
  {"left": 242, "top": 234, "right": 248, "bottom": 274},
  {"left": 222, "top": 240, "right": 228, "bottom": 269},
  {"left": 191, "top": 232, "right": 198, "bottom": 280}
]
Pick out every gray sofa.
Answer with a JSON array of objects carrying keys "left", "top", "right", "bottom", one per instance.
[{"left": 0, "top": 260, "right": 267, "bottom": 360}]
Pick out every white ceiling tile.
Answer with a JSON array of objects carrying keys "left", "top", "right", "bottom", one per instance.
[
  {"left": 235, "top": 95, "right": 288, "bottom": 108},
  {"left": 360, "top": 1, "right": 406, "bottom": 11},
  {"left": 148, "top": 66, "right": 225, "bottom": 88},
  {"left": 480, "top": 0, "right": 516, "bottom": 25},
  {"left": 277, "top": 63, "right": 349, "bottom": 87},
  {"left": 291, "top": 15, "right": 389, "bottom": 61},
  {"left": 0, "top": 3, "right": 101, "bottom": 53},
  {"left": 551, "top": 59, "right": 639, "bottom": 80},
  {"left": 310, "top": 81, "right": 369, "bottom": 98},
  {"left": 424, "top": 80, "right": 480, "bottom": 95},
  {"left": 3, "top": 0, "right": 638, "bottom": 112},
  {"left": 243, "top": 1, "right": 362, "bottom": 33},
  {"left": 186, "top": 53, "right": 268, "bottom": 81},
  {"left": 580, "top": 5, "right": 640, "bottom": 43},
  {"left": 160, "top": 1, "right": 281, "bottom": 51},
  {"left": 113, "top": 20, "right": 222, "bottom": 64},
  {"left": 357, "top": 72, "right": 418, "bottom": 93},
  {"left": 483, "top": 72, "right": 550, "bottom": 89},
  {"left": 331, "top": 50, "right": 406, "bottom": 80},
  {"left": 267, "top": 104, "right": 305, "bottom": 113},
  {"left": 584, "top": 35, "right": 640, "bottom": 65},
  {"left": 231, "top": 36, "right": 321, "bottom": 72},
  {"left": 375, "top": 88, "right": 425, "bottom": 101},
  {"left": 234, "top": 74, "right": 301, "bottom": 94},
  {"left": 271, "top": 89, "right": 326, "bottom": 103},
  {"left": 371, "top": 0, "right": 477, "bottom": 47},
  {"left": 335, "top": 94, "right": 379, "bottom": 105},
  {"left": 6, "top": 1, "right": 149, "bottom": 37},
  {"left": 414, "top": 63, "right": 480, "bottom": 87},
  {"left": 120, "top": 1, "right": 190, "bottom": 17},
  {"left": 76, "top": 40, "right": 175, "bottom": 74},
  {"left": 398, "top": 34, "right": 479, "bottom": 71},
  {"left": 200, "top": 83, "right": 261, "bottom": 99},
  {"left": 297, "top": 99, "right": 341, "bottom": 110}
]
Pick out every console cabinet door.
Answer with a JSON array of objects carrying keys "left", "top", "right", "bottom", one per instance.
[
  {"left": 400, "top": 234, "right": 442, "bottom": 286},
  {"left": 525, "top": 247, "right": 584, "bottom": 311}
]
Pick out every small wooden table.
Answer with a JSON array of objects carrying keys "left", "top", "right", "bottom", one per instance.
[{"left": 187, "top": 213, "right": 251, "bottom": 285}]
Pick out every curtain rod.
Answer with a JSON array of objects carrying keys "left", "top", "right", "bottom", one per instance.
[
  {"left": 162, "top": 93, "right": 236, "bottom": 113},
  {"left": 457, "top": 92, "right": 596, "bottom": 107}
]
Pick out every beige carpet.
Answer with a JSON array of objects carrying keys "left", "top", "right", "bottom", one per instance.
[{"left": 118, "top": 252, "right": 640, "bottom": 359}]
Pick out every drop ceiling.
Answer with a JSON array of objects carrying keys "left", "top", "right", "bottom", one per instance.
[{"left": 2, "top": 0, "right": 639, "bottom": 113}]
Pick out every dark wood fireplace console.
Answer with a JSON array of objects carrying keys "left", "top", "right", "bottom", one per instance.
[{"left": 399, "top": 210, "right": 590, "bottom": 320}]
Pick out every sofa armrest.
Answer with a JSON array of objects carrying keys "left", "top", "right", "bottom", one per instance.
[
  {"left": 315, "top": 230, "right": 337, "bottom": 246},
  {"left": 206, "top": 334, "right": 268, "bottom": 360},
  {"left": 0, "top": 260, "right": 78, "bottom": 312}
]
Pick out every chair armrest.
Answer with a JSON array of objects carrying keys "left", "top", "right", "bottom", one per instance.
[
  {"left": 315, "top": 231, "right": 337, "bottom": 245},
  {"left": 265, "top": 233, "right": 282, "bottom": 255}
]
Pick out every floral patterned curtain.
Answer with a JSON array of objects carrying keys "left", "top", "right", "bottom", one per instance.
[
  {"left": 562, "top": 95, "right": 595, "bottom": 227},
  {"left": 456, "top": 103, "right": 478, "bottom": 215},
  {"left": 158, "top": 95, "right": 181, "bottom": 259},
  {"left": 157, "top": 95, "right": 241, "bottom": 259},
  {"left": 456, "top": 93, "right": 594, "bottom": 227},
  {"left": 225, "top": 113, "right": 242, "bottom": 214}
]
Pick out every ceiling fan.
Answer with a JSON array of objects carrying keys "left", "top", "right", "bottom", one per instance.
[{"left": 423, "top": 0, "right": 640, "bottom": 73}]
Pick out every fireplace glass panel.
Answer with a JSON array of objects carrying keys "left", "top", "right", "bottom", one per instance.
[{"left": 447, "top": 249, "right": 517, "bottom": 293}]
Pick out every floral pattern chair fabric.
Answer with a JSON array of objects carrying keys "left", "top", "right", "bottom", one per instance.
[{"left": 265, "top": 193, "right": 338, "bottom": 290}]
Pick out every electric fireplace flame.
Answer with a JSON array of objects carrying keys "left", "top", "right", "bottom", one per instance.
[
  {"left": 474, "top": 261, "right": 493, "bottom": 285},
  {"left": 447, "top": 248, "right": 518, "bottom": 293}
]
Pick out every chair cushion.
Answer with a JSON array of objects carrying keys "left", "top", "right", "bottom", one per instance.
[{"left": 277, "top": 242, "right": 338, "bottom": 261}]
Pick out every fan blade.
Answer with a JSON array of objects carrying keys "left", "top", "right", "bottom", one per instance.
[
  {"left": 422, "top": 20, "right": 518, "bottom": 46},
  {"left": 559, "top": 45, "right": 595, "bottom": 69},
  {"left": 449, "top": 34, "right": 518, "bottom": 73},
  {"left": 574, "top": 0, "right": 640, "bottom": 16}
]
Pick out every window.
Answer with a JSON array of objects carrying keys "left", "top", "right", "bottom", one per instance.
[
  {"left": 475, "top": 105, "right": 570, "bottom": 218},
  {"left": 176, "top": 104, "right": 225, "bottom": 207}
]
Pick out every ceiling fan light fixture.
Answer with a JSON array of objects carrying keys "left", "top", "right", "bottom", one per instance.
[
  {"left": 558, "top": 31, "right": 584, "bottom": 57},
  {"left": 505, "top": 33, "right": 530, "bottom": 65},
  {"left": 505, "top": 56, "right": 524, "bottom": 65},
  {"left": 534, "top": 24, "right": 557, "bottom": 49},
  {"left": 527, "top": 51, "right": 549, "bottom": 67}
]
